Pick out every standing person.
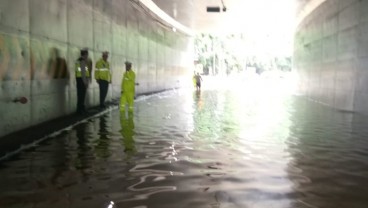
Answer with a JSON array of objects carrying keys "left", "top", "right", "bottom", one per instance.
[
  {"left": 192, "top": 72, "right": 197, "bottom": 88},
  {"left": 120, "top": 61, "right": 136, "bottom": 112},
  {"left": 95, "top": 51, "right": 111, "bottom": 109},
  {"left": 75, "top": 48, "right": 91, "bottom": 114},
  {"left": 194, "top": 72, "right": 203, "bottom": 91}
]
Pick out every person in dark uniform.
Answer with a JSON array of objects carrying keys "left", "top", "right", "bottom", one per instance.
[
  {"left": 75, "top": 49, "right": 91, "bottom": 114},
  {"left": 95, "top": 51, "right": 111, "bottom": 109}
]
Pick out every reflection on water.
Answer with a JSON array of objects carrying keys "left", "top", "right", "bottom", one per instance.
[
  {"left": 95, "top": 115, "right": 111, "bottom": 159},
  {"left": 0, "top": 77, "right": 368, "bottom": 208},
  {"left": 120, "top": 111, "right": 136, "bottom": 157}
]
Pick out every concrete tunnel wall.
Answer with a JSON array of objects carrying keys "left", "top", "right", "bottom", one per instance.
[
  {"left": 0, "top": 0, "right": 193, "bottom": 137},
  {"left": 294, "top": 0, "right": 368, "bottom": 113}
]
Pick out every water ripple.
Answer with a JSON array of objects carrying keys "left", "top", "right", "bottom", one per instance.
[{"left": 1, "top": 87, "right": 368, "bottom": 207}]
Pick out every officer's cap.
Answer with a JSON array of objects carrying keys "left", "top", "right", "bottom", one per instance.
[{"left": 80, "top": 48, "right": 88, "bottom": 56}]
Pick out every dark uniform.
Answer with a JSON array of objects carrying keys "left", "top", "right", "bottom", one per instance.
[
  {"left": 75, "top": 49, "right": 90, "bottom": 114},
  {"left": 95, "top": 52, "right": 111, "bottom": 108}
]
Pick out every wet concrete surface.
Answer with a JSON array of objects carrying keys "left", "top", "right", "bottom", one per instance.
[{"left": 1, "top": 77, "right": 368, "bottom": 208}]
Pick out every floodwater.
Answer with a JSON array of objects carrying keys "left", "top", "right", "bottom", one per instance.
[{"left": 1, "top": 76, "right": 368, "bottom": 208}]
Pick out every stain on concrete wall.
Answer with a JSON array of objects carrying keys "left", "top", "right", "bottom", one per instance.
[{"left": 0, "top": 0, "right": 193, "bottom": 137}]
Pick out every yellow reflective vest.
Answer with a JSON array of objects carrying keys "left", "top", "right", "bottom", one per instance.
[
  {"left": 121, "top": 70, "right": 136, "bottom": 92},
  {"left": 95, "top": 59, "right": 111, "bottom": 82},
  {"left": 75, "top": 61, "right": 90, "bottom": 78}
]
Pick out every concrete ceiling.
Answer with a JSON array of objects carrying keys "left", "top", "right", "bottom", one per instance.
[{"left": 152, "top": 0, "right": 307, "bottom": 35}]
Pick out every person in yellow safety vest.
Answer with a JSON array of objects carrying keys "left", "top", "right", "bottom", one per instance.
[
  {"left": 75, "top": 48, "right": 91, "bottom": 114},
  {"left": 120, "top": 61, "right": 136, "bottom": 112},
  {"left": 95, "top": 51, "right": 111, "bottom": 109}
]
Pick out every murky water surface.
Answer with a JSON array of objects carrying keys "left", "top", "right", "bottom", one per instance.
[{"left": 1, "top": 77, "right": 368, "bottom": 208}]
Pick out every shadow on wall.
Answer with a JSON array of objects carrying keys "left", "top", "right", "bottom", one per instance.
[
  {"left": 47, "top": 47, "right": 69, "bottom": 79},
  {"left": 46, "top": 47, "right": 70, "bottom": 114}
]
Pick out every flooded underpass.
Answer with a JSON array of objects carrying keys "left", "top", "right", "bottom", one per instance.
[{"left": 1, "top": 77, "right": 368, "bottom": 208}]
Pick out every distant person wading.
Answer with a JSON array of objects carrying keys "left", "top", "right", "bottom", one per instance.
[{"left": 194, "top": 72, "right": 203, "bottom": 91}]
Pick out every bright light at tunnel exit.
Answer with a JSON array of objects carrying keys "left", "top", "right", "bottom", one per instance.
[
  {"left": 214, "top": 0, "right": 296, "bottom": 42},
  {"left": 230, "top": 0, "right": 296, "bottom": 57},
  {"left": 193, "top": 0, "right": 297, "bottom": 84}
]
